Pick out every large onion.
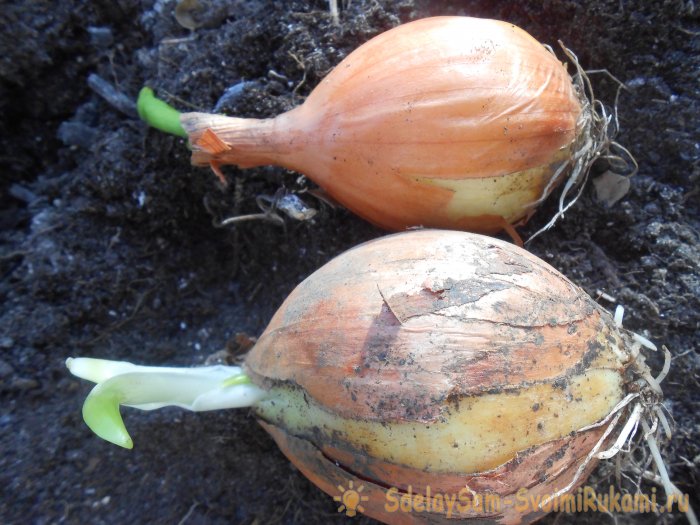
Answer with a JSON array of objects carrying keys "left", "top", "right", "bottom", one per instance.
[
  {"left": 68, "top": 231, "right": 674, "bottom": 524},
  {"left": 245, "top": 230, "right": 642, "bottom": 523},
  {"left": 180, "top": 16, "right": 588, "bottom": 236}
]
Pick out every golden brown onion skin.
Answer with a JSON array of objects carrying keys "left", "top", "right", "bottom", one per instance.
[
  {"left": 245, "top": 230, "right": 631, "bottom": 524},
  {"left": 182, "top": 17, "right": 582, "bottom": 233}
]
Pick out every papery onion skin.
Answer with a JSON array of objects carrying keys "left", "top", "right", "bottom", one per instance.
[
  {"left": 181, "top": 17, "right": 582, "bottom": 234},
  {"left": 244, "top": 230, "right": 632, "bottom": 524}
]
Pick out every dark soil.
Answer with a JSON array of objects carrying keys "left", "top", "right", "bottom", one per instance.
[{"left": 1, "top": 0, "right": 698, "bottom": 524}]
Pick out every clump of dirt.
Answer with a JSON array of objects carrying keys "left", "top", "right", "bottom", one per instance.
[{"left": 0, "top": 0, "right": 697, "bottom": 524}]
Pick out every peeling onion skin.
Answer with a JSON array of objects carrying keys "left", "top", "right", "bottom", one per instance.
[
  {"left": 181, "top": 17, "right": 582, "bottom": 234},
  {"left": 244, "top": 230, "right": 633, "bottom": 524}
]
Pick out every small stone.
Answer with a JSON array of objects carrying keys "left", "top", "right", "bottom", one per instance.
[
  {"left": 87, "top": 26, "right": 113, "bottom": 47},
  {"left": 66, "top": 449, "right": 85, "bottom": 462},
  {"left": 57, "top": 121, "right": 98, "bottom": 149},
  {"left": 592, "top": 171, "right": 631, "bottom": 207},
  {"left": 0, "top": 359, "right": 14, "bottom": 378}
]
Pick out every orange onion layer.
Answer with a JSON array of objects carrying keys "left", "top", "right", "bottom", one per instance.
[
  {"left": 245, "top": 230, "right": 637, "bottom": 524},
  {"left": 181, "top": 16, "right": 583, "bottom": 235}
]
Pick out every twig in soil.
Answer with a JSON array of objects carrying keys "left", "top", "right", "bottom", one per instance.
[
  {"left": 596, "top": 290, "right": 618, "bottom": 303},
  {"left": 176, "top": 502, "right": 199, "bottom": 525},
  {"left": 160, "top": 90, "right": 204, "bottom": 112},
  {"left": 675, "top": 25, "right": 700, "bottom": 36},
  {"left": 328, "top": 0, "right": 339, "bottom": 25},
  {"left": 9, "top": 183, "right": 38, "bottom": 204},
  {"left": 160, "top": 35, "right": 198, "bottom": 46},
  {"left": 268, "top": 70, "right": 289, "bottom": 83},
  {"left": 218, "top": 211, "right": 285, "bottom": 228},
  {"left": 247, "top": 282, "right": 263, "bottom": 303},
  {"left": 288, "top": 51, "right": 308, "bottom": 97},
  {"left": 0, "top": 250, "right": 29, "bottom": 261},
  {"left": 87, "top": 74, "right": 137, "bottom": 118}
]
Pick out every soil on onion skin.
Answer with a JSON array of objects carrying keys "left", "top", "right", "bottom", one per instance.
[{"left": 0, "top": 0, "right": 697, "bottom": 524}]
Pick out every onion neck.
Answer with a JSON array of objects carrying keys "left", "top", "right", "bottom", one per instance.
[{"left": 181, "top": 110, "right": 303, "bottom": 169}]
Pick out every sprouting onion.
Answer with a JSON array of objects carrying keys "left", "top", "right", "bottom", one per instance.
[
  {"left": 137, "top": 17, "right": 636, "bottom": 243},
  {"left": 66, "top": 230, "right": 692, "bottom": 525}
]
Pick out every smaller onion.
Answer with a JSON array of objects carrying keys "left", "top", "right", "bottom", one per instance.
[{"left": 179, "top": 16, "right": 610, "bottom": 239}]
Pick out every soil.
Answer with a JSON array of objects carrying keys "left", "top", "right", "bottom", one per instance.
[{"left": 0, "top": 0, "right": 698, "bottom": 524}]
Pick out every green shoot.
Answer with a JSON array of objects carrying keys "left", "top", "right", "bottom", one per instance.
[
  {"left": 136, "top": 87, "right": 187, "bottom": 138},
  {"left": 66, "top": 357, "right": 267, "bottom": 449},
  {"left": 221, "top": 373, "right": 253, "bottom": 387}
]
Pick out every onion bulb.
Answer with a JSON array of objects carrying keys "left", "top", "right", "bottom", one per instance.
[
  {"left": 68, "top": 230, "right": 678, "bottom": 524},
  {"left": 243, "top": 230, "right": 658, "bottom": 523},
  {"left": 180, "top": 16, "right": 594, "bottom": 238}
]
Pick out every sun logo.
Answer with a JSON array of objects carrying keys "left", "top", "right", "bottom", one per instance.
[{"left": 334, "top": 480, "right": 368, "bottom": 517}]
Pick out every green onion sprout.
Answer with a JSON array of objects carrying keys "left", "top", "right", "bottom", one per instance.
[
  {"left": 136, "top": 87, "right": 187, "bottom": 138},
  {"left": 66, "top": 357, "right": 267, "bottom": 449}
]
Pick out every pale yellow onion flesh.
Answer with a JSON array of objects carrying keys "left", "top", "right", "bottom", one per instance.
[
  {"left": 257, "top": 368, "right": 623, "bottom": 475},
  {"left": 181, "top": 17, "right": 583, "bottom": 234}
]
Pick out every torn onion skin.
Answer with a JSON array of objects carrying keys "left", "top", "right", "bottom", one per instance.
[
  {"left": 244, "top": 230, "right": 635, "bottom": 524},
  {"left": 181, "top": 17, "right": 582, "bottom": 236}
]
